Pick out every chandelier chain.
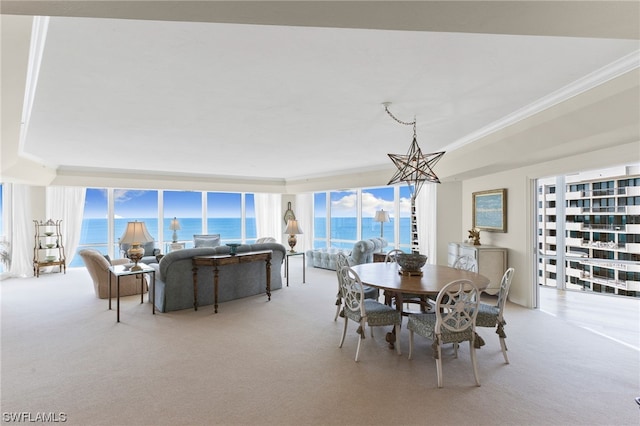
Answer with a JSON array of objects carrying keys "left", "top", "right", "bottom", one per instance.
[{"left": 384, "top": 105, "right": 417, "bottom": 135}]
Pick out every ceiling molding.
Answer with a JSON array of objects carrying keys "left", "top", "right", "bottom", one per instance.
[{"left": 445, "top": 51, "right": 640, "bottom": 153}]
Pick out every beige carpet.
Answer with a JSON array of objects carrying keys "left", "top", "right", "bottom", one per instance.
[{"left": 1, "top": 265, "right": 638, "bottom": 426}]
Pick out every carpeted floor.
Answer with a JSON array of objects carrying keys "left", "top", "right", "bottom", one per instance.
[{"left": 1, "top": 265, "right": 638, "bottom": 426}]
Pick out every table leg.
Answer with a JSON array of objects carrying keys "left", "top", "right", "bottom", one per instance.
[
  {"left": 266, "top": 257, "right": 271, "bottom": 301},
  {"left": 214, "top": 266, "right": 219, "bottom": 313},
  {"left": 151, "top": 271, "right": 155, "bottom": 315},
  {"left": 117, "top": 276, "right": 120, "bottom": 323},
  {"left": 108, "top": 271, "right": 112, "bottom": 310},
  {"left": 286, "top": 255, "right": 289, "bottom": 287},
  {"left": 193, "top": 266, "right": 198, "bottom": 311},
  {"left": 140, "top": 274, "right": 144, "bottom": 304},
  {"left": 385, "top": 291, "right": 405, "bottom": 349},
  {"left": 302, "top": 253, "right": 306, "bottom": 283}
]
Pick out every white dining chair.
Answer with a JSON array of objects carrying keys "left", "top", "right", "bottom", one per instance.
[{"left": 408, "top": 279, "right": 481, "bottom": 388}]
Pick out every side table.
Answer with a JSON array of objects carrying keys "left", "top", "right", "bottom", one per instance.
[
  {"left": 373, "top": 252, "right": 387, "bottom": 263},
  {"left": 284, "top": 251, "right": 305, "bottom": 286},
  {"left": 108, "top": 263, "right": 156, "bottom": 323}
]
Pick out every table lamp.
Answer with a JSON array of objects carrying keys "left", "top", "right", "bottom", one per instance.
[
  {"left": 374, "top": 209, "right": 390, "bottom": 238},
  {"left": 120, "top": 221, "right": 154, "bottom": 271},
  {"left": 169, "top": 217, "right": 181, "bottom": 243},
  {"left": 283, "top": 219, "right": 303, "bottom": 253}
]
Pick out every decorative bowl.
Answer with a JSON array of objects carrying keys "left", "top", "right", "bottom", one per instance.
[
  {"left": 46, "top": 244, "right": 55, "bottom": 248},
  {"left": 396, "top": 253, "right": 427, "bottom": 272},
  {"left": 44, "top": 232, "right": 54, "bottom": 236},
  {"left": 45, "top": 256, "right": 56, "bottom": 262}
]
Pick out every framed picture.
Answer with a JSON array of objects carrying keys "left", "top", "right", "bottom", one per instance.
[{"left": 472, "top": 188, "right": 507, "bottom": 232}]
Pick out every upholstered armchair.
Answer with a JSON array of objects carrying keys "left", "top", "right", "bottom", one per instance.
[{"left": 79, "top": 249, "right": 148, "bottom": 299}]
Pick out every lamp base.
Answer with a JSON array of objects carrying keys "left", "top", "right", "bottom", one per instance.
[
  {"left": 287, "top": 234, "right": 297, "bottom": 253},
  {"left": 128, "top": 244, "right": 144, "bottom": 271}
]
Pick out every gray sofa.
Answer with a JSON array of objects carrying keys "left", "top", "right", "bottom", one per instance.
[
  {"left": 306, "top": 237, "right": 387, "bottom": 270},
  {"left": 149, "top": 242, "right": 286, "bottom": 312}
]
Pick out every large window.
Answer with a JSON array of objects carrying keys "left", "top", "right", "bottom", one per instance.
[
  {"left": 313, "top": 192, "right": 327, "bottom": 249},
  {"left": 114, "top": 190, "right": 158, "bottom": 256},
  {"left": 361, "top": 187, "right": 394, "bottom": 243},
  {"left": 207, "top": 192, "right": 242, "bottom": 243},
  {"left": 313, "top": 185, "right": 412, "bottom": 252},
  {"left": 164, "top": 191, "right": 202, "bottom": 248},
  {"left": 330, "top": 190, "right": 357, "bottom": 249},
  {"left": 71, "top": 189, "right": 256, "bottom": 267}
]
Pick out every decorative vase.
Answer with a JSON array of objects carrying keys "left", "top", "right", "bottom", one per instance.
[{"left": 226, "top": 243, "right": 241, "bottom": 256}]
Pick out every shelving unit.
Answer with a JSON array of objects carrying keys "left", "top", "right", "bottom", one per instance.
[{"left": 33, "top": 219, "right": 66, "bottom": 277}]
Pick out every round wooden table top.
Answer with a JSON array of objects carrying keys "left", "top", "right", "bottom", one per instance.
[{"left": 350, "top": 262, "right": 490, "bottom": 295}]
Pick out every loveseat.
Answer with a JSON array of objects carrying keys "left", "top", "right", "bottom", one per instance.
[
  {"left": 306, "top": 237, "right": 387, "bottom": 270},
  {"left": 149, "top": 242, "right": 286, "bottom": 312}
]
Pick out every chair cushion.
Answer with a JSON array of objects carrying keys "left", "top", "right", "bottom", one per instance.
[
  {"left": 475, "top": 302, "right": 500, "bottom": 327},
  {"left": 343, "top": 299, "right": 401, "bottom": 326},
  {"left": 407, "top": 313, "right": 474, "bottom": 344},
  {"left": 193, "top": 234, "right": 221, "bottom": 248}
]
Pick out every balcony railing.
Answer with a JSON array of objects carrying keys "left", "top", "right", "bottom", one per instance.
[{"left": 581, "top": 224, "right": 626, "bottom": 231}]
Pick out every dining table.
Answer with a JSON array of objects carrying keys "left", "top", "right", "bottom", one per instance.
[{"left": 350, "top": 262, "right": 490, "bottom": 348}]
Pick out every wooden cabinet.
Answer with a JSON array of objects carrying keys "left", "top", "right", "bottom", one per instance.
[
  {"left": 33, "top": 219, "right": 66, "bottom": 277},
  {"left": 448, "top": 242, "right": 507, "bottom": 295}
]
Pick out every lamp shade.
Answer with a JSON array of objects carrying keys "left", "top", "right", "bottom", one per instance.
[
  {"left": 284, "top": 219, "right": 303, "bottom": 235},
  {"left": 119, "top": 221, "right": 154, "bottom": 244},
  {"left": 169, "top": 217, "right": 181, "bottom": 231},
  {"left": 374, "top": 209, "right": 390, "bottom": 223}
]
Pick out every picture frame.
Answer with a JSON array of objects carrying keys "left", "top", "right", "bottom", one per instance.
[{"left": 472, "top": 188, "right": 507, "bottom": 232}]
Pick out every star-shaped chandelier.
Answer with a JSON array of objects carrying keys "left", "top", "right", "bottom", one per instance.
[
  {"left": 384, "top": 102, "right": 445, "bottom": 254},
  {"left": 384, "top": 103, "right": 444, "bottom": 199}
]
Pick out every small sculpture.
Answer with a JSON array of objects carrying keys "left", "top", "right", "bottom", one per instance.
[{"left": 468, "top": 228, "right": 481, "bottom": 246}]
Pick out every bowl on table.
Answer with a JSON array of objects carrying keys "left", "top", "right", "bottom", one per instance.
[
  {"left": 46, "top": 244, "right": 56, "bottom": 248},
  {"left": 44, "top": 232, "right": 54, "bottom": 236},
  {"left": 396, "top": 253, "right": 428, "bottom": 274},
  {"left": 44, "top": 256, "right": 57, "bottom": 262}
]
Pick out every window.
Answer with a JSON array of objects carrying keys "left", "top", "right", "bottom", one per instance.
[
  {"left": 163, "top": 191, "right": 202, "bottom": 247},
  {"left": 114, "top": 190, "right": 158, "bottom": 255},
  {"left": 361, "top": 187, "right": 394, "bottom": 243},
  {"left": 330, "top": 190, "right": 357, "bottom": 250},
  {"left": 313, "top": 192, "right": 327, "bottom": 249},
  {"left": 245, "top": 194, "right": 257, "bottom": 243},
  {"left": 207, "top": 192, "right": 242, "bottom": 243}
]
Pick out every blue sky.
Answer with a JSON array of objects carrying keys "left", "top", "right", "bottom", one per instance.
[{"left": 83, "top": 189, "right": 255, "bottom": 218}]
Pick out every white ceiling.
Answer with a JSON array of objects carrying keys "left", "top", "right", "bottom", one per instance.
[{"left": 3, "top": 1, "right": 640, "bottom": 184}]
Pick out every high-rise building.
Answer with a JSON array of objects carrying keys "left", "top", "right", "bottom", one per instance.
[{"left": 538, "top": 165, "right": 640, "bottom": 298}]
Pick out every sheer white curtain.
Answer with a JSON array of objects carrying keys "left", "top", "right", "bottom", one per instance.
[
  {"left": 46, "top": 186, "right": 86, "bottom": 265},
  {"left": 9, "top": 184, "right": 34, "bottom": 277},
  {"left": 415, "top": 183, "right": 438, "bottom": 264},
  {"left": 254, "top": 193, "right": 282, "bottom": 242},
  {"left": 295, "top": 193, "right": 313, "bottom": 253}
]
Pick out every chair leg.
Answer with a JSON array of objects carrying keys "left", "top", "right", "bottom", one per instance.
[
  {"left": 436, "top": 344, "right": 443, "bottom": 388},
  {"left": 469, "top": 340, "right": 481, "bottom": 387},
  {"left": 355, "top": 319, "right": 365, "bottom": 362},
  {"left": 499, "top": 336, "right": 509, "bottom": 364},
  {"left": 394, "top": 324, "right": 401, "bottom": 356},
  {"left": 339, "top": 316, "right": 348, "bottom": 348},
  {"left": 334, "top": 295, "right": 341, "bottom": 321},
  {"left": 453, "top": 342, "right": 459, "bottom": 358},
  {"left": 408, "top": 330, "right": 414, "bottom": 359}
]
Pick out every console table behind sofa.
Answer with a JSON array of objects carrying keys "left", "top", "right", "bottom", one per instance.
[{"left": 150, "top": 243, "right": 286, "bottom": 312}]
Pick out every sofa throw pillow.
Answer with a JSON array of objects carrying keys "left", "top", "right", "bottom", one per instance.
[
  {"left": 103, "top": 254, "right": 112, "bottom": 265},
  {"left": 194, "top": 234, "right": 221, "bottom": 248}
]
